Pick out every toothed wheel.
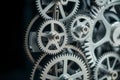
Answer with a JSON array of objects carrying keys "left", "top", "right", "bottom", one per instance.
[
  {"left": 24, "top": 15, "right": 43, "bottom": 64},
  {"left": 70, "top": 14, "right": 93, "bottom": 42},
  {"left": 94, "top": 52, "right": 120, "bottom": 80},
  {"left": 36, "top": 0, "right": 79, "bottom": 21},
  {"left": 40, "top": 53, "right": 90, "bottom": 80},
  {"left": 85, "top": 2, "right": 120, "bottom": 68},
  {"left": 37, "top": 20, "right": 67, "bottom": 55},
  {"left": 30, "top": 45, "right": 90, "bottom": 80}
]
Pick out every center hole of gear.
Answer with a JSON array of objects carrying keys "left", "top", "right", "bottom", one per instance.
[{"left": 60, "top": 0, "right": 68, "bottom": 5}]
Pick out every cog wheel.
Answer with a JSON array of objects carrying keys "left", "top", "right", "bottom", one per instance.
[
  {"left": 70, "top": 14, "right": 93, "bottom": 42},
  {"left": 40, "top": 53, "right": 90, "bottom": 80},
  {"left": 30, "top": 45, "right": 91, "bottom": 80},
  {"left": 37, "top": 20, "right": 67, "bottom": 55},
  {"left": 84, "top": 2, "right": 120, "bottom": 68},
  {"left": 36, "top": 0, "right": 79, "bottom": 21},
  {"left": 24, "top": 15, "right": 43, "bottom": 64},
  {"left": 94, "top": 52, "right": 120, "bottom": 80}
]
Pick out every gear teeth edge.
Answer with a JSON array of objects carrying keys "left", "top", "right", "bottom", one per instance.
[{"left": 30, "top": 53, "right": 46, "bottom": 80}]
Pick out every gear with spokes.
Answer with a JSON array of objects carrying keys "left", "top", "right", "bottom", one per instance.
[
  {"left": 36, "top": 0, "right": 79, "bottom": 21},
  {"left": 37, "top": 20, "right": 67, "bottom": 55},
  {"left": 84, "top": 2, "right": 120, "bottom": 68},
  {"left": 40, "top": 53, "right": 90, "bottom": 80},
  {"left": 94, "top": 52, "right": 120, "bottom": 80},
  {"left": 30, "top": 45, "right": 91, "bottom": 80},
  {"left": 70, "top": 14, "right": 93, "bottom": 42}
]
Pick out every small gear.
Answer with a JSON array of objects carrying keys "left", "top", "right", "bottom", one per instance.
[
  {"left": 84, "top": 2, "right": 120, "bottom": 68},
  {"left": 40, "top": 53, "right": 90, "bottom": 80},
  {"left": 94, "top": 52, "right": 120, "bottom": 80},
  {"left": 37, "top": 20, "right": 67, "bottom": 55},
  {"left": 70, "top": 14, "right": 93, "bottom": 42},
  {"left": 36, "top": 0, "right": 79, "bottom": 21}
]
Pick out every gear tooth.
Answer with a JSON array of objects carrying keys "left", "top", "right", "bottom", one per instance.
[{"left": 84, "top": 47, "right": 90, "bottom": 51}]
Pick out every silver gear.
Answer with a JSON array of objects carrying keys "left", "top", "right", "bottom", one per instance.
[
  {"left": 40, "top": 53, "right": 90, "bottom": 80},
  {"left": 36, "top": 0, "right": 79, "bottom": 21},
  {"left": 70, "top": 14, "right": 93, "bottom": 42},
  {"left": 94, "top": 52, "right": 120, "bottom": 80},
  {"left": 37, "top": 20, "right": 67, "bottom": 55},
  {"left": 24, "top": 15, "right": 42, "bottom": 64},
  {"left": 30, "top": 45, "right": 91, "bottom": 80},
  {"left": 84, "top": 2, "right": 120, "bottom": 68}
]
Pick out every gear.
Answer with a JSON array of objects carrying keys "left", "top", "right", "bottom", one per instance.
[
  {"left": 37, "top": 20, "right": 67, "bottom": 55},
  {"left": 70, "top": 14, "right": 93, "bottom": 42},
  {"left": 36, "top": 0, "right": 79, "bottom": 21},
  {"left": 94, "top": 52, "right": 120, "bottom": 80},
  {"left": 24, "top": 15, "right": 43, "bottom": 64},
  {"left": 84, "top": 2, "right": 120, "bottom": 68},
  {"left": 30, "top": 45, "right": 91, "bottom": 80},
  {"left": 40, "top": 53, "right": 90, "bottom": 80}
]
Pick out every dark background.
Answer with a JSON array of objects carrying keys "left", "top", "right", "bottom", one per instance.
[{"left": 1, "top": 0, "right": 37, "bottom": 80}]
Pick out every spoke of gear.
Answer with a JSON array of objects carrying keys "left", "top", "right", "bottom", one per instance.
[
  {"left": 84, "top": 2, "right": 120, "bottom": 68},
  {"left": 70, "top": 14, "right": 93, "bottom": 42},
  {"left": 37, "top": 20, "right": 67, "bottom": 55},
  {"left": 94, "top": 52, "right": 120, "bottom": 80},
  {"left": 36, "top": 0, "right": 79, "bottom": 21},
  {"left": 40, "top": 53, "right": 90, "bottom": 80}
]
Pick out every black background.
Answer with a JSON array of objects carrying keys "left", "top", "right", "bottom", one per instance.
[{"left": 0, "top": 0, "right": 37, "bottom": 80}]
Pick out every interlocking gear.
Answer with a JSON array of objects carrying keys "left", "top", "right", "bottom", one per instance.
[
  {"left": 94, "top": 52, "right": 120, "bottom": 80},
  {"left": 40, "top": 53, "right": 90, "bottom": 80},
  {"left": 30, "top": 45, "right": 91, "bottom": 80},
  {"left": 24, "top": 15, "right": 42, "bottom": 63},
  {"left": 36, "top": 0, "right": 79, "bottom": 21},
  {"left": 37, "top": 20, "right": 67, "bottom": 54},
  {"left": 70, "top": 14, "right": 93, "bottom": 42},
  {"left": 84, "top": 2, "right": 120, "bottom": 68},
  {"left": 24, "top": 0, "right": 120, "bottom": 80}
]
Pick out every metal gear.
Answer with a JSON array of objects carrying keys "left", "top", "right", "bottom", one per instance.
[
  {"left": 70, "top": 14, "right": 93, "bottom": 42},
  {"left": 40, "top": 53, "right": 90, "bottom": 80},
  {"left": 84, "top": 2, "right": 120, "bottom": 68},
  {"left": 37, "top": 20, "right": 67, "bottom": 55},
  {"left": 94, "top": 52, "right": 120, "bottom": 80},
  {"left": 36, "top": 0, "right": 79, "bottom": 21},
  {"left": 30, "top": 45, "right": 91, "bottom": 80},
  {"left": 24, "top": 15, "right": 42, "bottom": 64}
]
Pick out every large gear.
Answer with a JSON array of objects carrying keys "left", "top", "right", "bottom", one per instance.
[
  {"left": 24, "top": 15, "right": 42, "bottom": 63},
  {"left": 30, "top": 45, "right": 91, "bottom": 80},
  {"left": 70, "top": 14, "right": 93, "bottom": 42},
  {"left": 36, "top": 0, "right": 79, "bottom": 21},
  {"left": 84, "top": 2, "right": 120, "bottom": 68},
  {"left": 94, "top": 52, "right": 120, "bottom": 80},
  {"left": 40, "top": 53, "right": 90, "bottom": 80},
  {"left": 37, "top": 20, "right": 67, "bottom": 55}
]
